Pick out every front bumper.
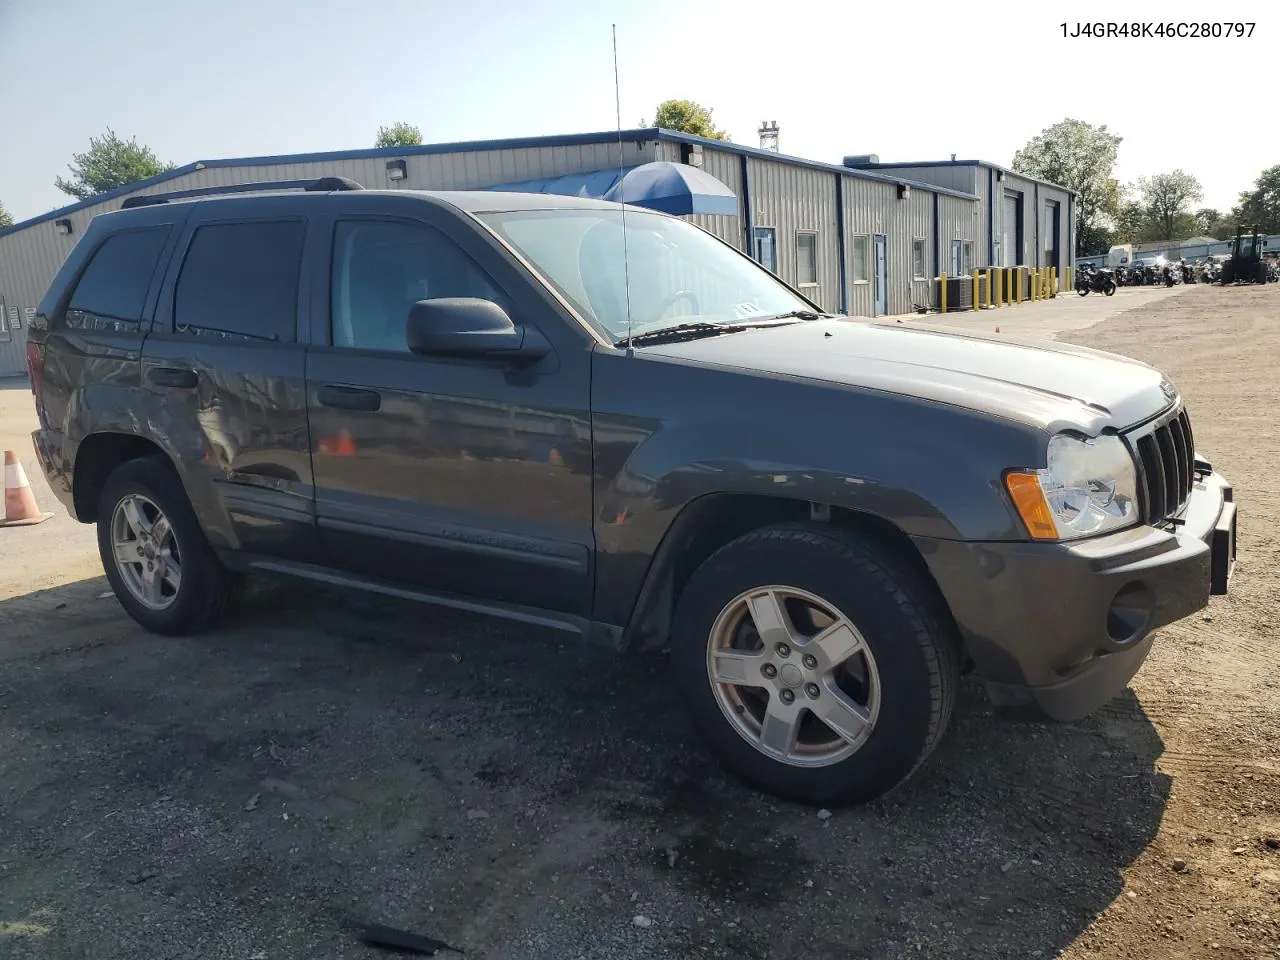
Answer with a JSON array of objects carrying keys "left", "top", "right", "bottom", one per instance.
[{"left": 915, "top": 470, "right": 1235, "bottom": 721}]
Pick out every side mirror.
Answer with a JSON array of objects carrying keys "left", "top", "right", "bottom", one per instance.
[{"left": 405, "top": 298, "right": 550, "bottom": 362}]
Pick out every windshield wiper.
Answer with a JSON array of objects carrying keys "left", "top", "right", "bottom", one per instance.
[
  {"left": 618, "top": 313, "right": 828, "bottom": 348},
  {"left": 750, "top": 309, "right": 830, "bottom": 322}
]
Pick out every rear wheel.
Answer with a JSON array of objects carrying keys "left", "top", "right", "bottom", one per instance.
[
  {"left": 670, "top": 523, "right": 960, "bottom": 806},
  {"left": 96, "top": 456, "right": 242, "bottom": 635},
  {"left": 1103, "top": 280, "right": 1117, "bottom": 296}
]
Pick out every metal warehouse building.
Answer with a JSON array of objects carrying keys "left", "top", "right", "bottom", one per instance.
[{"left": 0, "top": 128, "right": 1076, "bottom": 377}]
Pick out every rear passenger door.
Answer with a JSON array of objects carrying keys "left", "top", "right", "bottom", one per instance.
[{"left": 143, "top": 197, "right": 321, "bottom": 561}]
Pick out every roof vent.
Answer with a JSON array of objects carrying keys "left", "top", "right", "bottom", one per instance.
[{"left": 842, "top": 154, "right": 879, "bottom": 168}]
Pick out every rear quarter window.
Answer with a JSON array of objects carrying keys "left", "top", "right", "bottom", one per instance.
[
  {"left": 173, "top": 220, "right": 306, "bottom": 342},
  {"left": 65, "top": 227, "right": 171, "bottom": 330}
]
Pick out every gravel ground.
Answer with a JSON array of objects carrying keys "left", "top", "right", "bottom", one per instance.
[{"left": 1, "top": 284, "right": 1277, "bottom": 959}]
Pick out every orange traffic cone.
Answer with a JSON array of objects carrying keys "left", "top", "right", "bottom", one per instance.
[{"left": 2, "top": 450, "right": 53, "bottom": 527}]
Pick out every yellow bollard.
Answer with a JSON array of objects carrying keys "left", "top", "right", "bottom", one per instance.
[
  {"left": 1015, "top": 268, "right": 1022, "bottom": 304},
  {"left": 986, "top": 269, "right": 994, "bottom": 308},
  {"left": 940, "top": 272, "right": 948, "bottom": 313},
  {"left": 1003, "top": 267, "right": 1010, "bottom": 304},
  {"left": 1031, "top": 269, "right": 1038, "bottom": 301},
  {"left": 1066, "top": 265, "right": 1072, "bottom": 290},
  {"left": 972, "top": 272, "right": 979, "bottom": 311}
]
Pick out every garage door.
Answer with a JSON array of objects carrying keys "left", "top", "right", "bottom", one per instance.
[{"left": 1003, "top": 193, "right": 1021, "bottom": 266}]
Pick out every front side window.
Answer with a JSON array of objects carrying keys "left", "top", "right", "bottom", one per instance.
[
  {"left": 795, "top": 231, "right": 818, "bottom": 285},
  {"left": 479, "top": 209, "right": 817, "bottom": 343},
  {"left": 66, "top": 227, "right": 171, "bottom": 329},
  {"left": 851, "top": 235, "right": 870, "bottom": 283},
  {"left": 174, "top": 221, "right": 305, "bottom": 341},
  {"left": 331, "top": 220, "right": 504, "bottom": 352},
  {"left": 911, "top": 238, "right": 928, "bottom": 280}
]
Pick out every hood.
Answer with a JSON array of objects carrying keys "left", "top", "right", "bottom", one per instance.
[{"left": 643, "top": 318, "right": 1175, "bottom": 432}]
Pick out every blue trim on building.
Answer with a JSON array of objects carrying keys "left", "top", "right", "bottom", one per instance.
[
  {"left": 1034, "top": 182, "right": 1040, "bottom": 268},
  {"left": 932, "top": 191, "right": 940, "bottom": 285},
  {"left": 1, "top": 127, "right": 984, "bottom": 241},
  {"left": 740, "top": 154, "right": 755, "bottom": 256},
  {"left": 987, "top": 168, "right": 995, "bottom": 266},
  {"left": 834, "top": 174, "right": 848, "bottom": 313}
]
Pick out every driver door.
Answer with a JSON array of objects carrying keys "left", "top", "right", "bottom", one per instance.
[{"left": 303, "top": 195, "right": 594, "bottom": 615}]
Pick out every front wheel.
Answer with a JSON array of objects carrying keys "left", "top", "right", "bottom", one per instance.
[
  {"left": 97, "top": 456, "right": 242, "bottom": 635},
  {"left": 669, "top": 523, "right": 960, "bottom": 807},
  {"left": 1076, "top": 285, "right": 1089, "bottom": 297}
]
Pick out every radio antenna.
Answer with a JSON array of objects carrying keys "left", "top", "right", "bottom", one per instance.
[{"left": 612, "top": 23, "right": 634, "bottom": 352}]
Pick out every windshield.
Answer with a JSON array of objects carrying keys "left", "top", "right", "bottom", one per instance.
[{"left": 477, "top": 208, "right": 819, "bottom": 342}]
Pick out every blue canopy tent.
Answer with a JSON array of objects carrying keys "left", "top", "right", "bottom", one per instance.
[{"left": 482, "top": 160, "right": 737, "bottom": 216}]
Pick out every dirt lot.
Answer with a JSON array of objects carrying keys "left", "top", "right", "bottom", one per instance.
[{"left": 1, "top": 284, "right": 1278, "bottom": 960}]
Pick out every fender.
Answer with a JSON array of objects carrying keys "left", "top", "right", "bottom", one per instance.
[{"left": 588, "top": 355, "right": 1048, "bottom": 633}]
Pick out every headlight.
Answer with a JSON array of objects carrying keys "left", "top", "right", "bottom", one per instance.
[{"left": 1005, "top": 433, "right": 1139, "bottom": 540}]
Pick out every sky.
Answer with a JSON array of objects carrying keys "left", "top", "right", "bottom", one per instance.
[{"left": 1, "top": 0, "right": 1275, "bottom": 224}]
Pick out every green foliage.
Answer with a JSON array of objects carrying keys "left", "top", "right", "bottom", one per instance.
[
  {"left": 649, "top": 100, "right": 730, "bottom": 141},
  {"left": 1136, "top": 170, "right": 1203, "bottom": 240},
  {"left": 1194, "top": 207, "right": 1232, "bottom": 239},
  {"left": 1012, "top": 119, "right": 1122, "bottom": 256},
  {"left": 1231, "top": 165, "right": 1280, "bottom": 234},
  {"left": 0, "top": 201, "right": 12, "bottom": 229},
  {"left": 1075, "top": 224, "right": 1114, "bottom": 257},
  {"left": 55, "top": 129, "right": 175, "bottom": 201},
  {"left": 374, "top": 122, "right": 423, "bottom": 148}
]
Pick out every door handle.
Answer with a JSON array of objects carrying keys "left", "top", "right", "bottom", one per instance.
[
  {"left": 317, "top": 385, "right": 381, "bottom": 412},
  {"left": 148, "top": 366, "right": 198, "bottom": 389}
]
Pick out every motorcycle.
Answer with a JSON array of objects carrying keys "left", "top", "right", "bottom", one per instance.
[{"left": 1075, "top": 266, "right": 1117, "bottom": 296}]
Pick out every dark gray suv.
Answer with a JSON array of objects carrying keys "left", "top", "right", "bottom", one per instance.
[{"left": 26, "top": 178, "right": 1237, "bottom": 806}]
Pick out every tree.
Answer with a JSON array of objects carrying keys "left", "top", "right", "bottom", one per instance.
[
  {"left": 1187, "top": 204, "right": 1228, "bottom": 236},
  {"left": 0, "top": 201, "right": 11, "bottom": 229},
  {"left": 647, "top": 100, "right": 730, "bottom": 141},
  {"left": 1136, "top": 170, "right": 1203, "bottom": 240},
  {"left": 374, "top": 122, "right": 423, "bottom": 148},
  {"left": 1113, "top": 199, "right": 1153, "bottom": 243},
  {"left": 1011, "top": 119, "right": 1122, "bottom": 256},
  {"left": 1231, "top": 165, "right": 1280, "bottom": 234},
  {"left": 55, "top": 129, "right": 175, "bottom": 201}
]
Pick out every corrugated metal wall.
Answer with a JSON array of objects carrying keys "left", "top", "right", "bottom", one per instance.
[
  {"left": 748, "top": 157, "right": 840, "bottom": 312},
  {"left": 937, "top": 193, "right": 984, "bottom": 277},
  {"left": 868, "top": 164, "right": 978, "bottom": 196},
  {"left": 840, "top": 176, "right": 935, "bottom": 317},
  {"left": 0, "top": 141, "right": 659, "bottom": 376}
]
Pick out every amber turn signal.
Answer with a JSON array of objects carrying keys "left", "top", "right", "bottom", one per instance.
[{"left": 1005, "top": 472, "right": 1059, "bottom": 540}]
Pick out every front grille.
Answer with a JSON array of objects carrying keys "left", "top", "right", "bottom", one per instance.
[{"left": 1128, "top": 408, "right": 1196, "bottom": 525}]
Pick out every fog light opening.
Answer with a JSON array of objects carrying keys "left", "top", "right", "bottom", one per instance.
[{"left": 1106, "top": 581, "right": 1154, "bottom": 644}]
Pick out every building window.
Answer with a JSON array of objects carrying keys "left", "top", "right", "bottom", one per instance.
[
  {"left": 851, "top": 235, "right": 870, "bottom": 283},
  {"left": 753, "top": 227, "right": 777, "bottom": 273},
  {"left": 795, "top": 232, "right": 818, "bottom": 285},
  {"left": 950, "top": 239, "right": 974, "bottom": 277},
  {"left": 911, "top": 238, "right": 928, "bottom": 280}
]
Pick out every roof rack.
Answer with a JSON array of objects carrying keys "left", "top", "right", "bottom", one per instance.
[{"left": 120, "top": 176, "right": 364, "bottom": 209}]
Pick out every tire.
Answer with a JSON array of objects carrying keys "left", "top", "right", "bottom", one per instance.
[
  {"left": 1076, "top": 286, "right": 1089, "bottom": 297},
  {"left": 669, "top": 522, "right": 961, "bottom": 807},
  {"left": 96, "top": 455, "right": 241, "bottom": 635},
  {"left": 1104, "top": 280, "right": 1117, "bottom": 296}
]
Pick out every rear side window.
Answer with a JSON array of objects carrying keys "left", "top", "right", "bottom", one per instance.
[
  {"left": 65, "top": 227, "right": 171, "bottom": 329},
  {"left": 174, "top": 220, "right": 306, "bottom": 341}
]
